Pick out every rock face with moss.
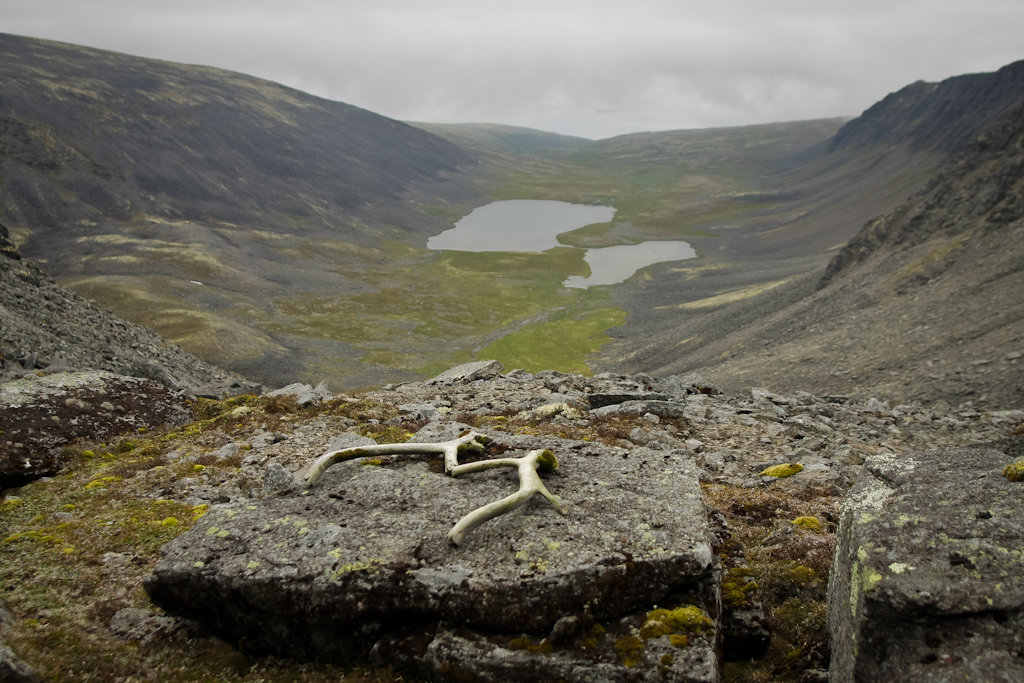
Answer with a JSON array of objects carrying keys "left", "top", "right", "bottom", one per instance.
[
  {"left": 828, "top": 442, "right": 1024, "bottom": 682},
  {"left": 145, "top": 425, "right": 721, "bottom": 680}
]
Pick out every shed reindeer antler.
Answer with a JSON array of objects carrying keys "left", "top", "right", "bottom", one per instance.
[
  {"left": 303, "top": 430, "right": 490, "bottom": 487},
  {"left": 447, "top": 449, "right": 563, "bottom": 546},
  {"left": 303, "top": 433, "right": 563, "bottom": 545}
]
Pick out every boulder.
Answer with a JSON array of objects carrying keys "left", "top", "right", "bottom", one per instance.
[
  {"left": 0, "top": 371, "right": 192, "bottom": 488},
  {"left": 266, "top": 381, "right": 332, "bottom": 406},
  {"left": 145, "top": 431, "right": 720, "bottom": 679},
  {"left": 828, "top": 442, "right": 1024, "bottom": 682},
  {"left": 425, "top": 360, "right": 504, "bottom": 385}
]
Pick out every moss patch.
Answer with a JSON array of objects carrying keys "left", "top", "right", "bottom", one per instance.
[
  {"left": 760, "top": 463, "right": 803, "bottom": 478},
  {"left": 1003, "top": 458, "right": 1024, "bottom": 482}
]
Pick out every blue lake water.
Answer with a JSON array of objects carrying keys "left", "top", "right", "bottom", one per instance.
[{"left": 428, "top": 199, "right": 696, "bottom": 288}]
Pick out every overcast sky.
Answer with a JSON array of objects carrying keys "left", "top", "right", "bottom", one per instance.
[{"left": 4, "top": 0, "right": 1023, "bottom": 139}]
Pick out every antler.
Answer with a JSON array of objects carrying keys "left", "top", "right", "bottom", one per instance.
[
  {"left": 447, "top": 449, "right": 563, "bottom": 546},
  {"left": 304, "top": 430, "right": 491, "bottom": 487}
]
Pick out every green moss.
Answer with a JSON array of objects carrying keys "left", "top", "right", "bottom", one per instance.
[
  {"left": 759, "top": 463, "right": 803, "bottom": 478},
  {"left": 357, "top": 425, "right": 413, "bottom": 444},
  {"left": 640, "top": 606, "right": 713, "bottom": 640},
  {"left": 477, "top": 306, "right": 627, "bottom": 375},
  {"left": 615, "top": 635, "right": 644, "bottom": 668},
  {"left": 791, "top": 516, "right": 823, "bottom": 532},
  {"left": 722, "top": 567, "right": 760, "bottom": 608},
  {"left": 536, "top": 450, "right": 559, "bottom": 473},
  {"left": 1003, "top": 458, "right": 1024, "bottom": 482}
]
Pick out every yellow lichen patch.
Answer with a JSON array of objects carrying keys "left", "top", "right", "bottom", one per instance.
[
  {"left": 722, "top": 567, "right": 760, "bottom": 608},
  {"left": 536, "top": 449, "right": 559, "bottom": 473},
  {"left": 615, "top": 635, "right": 645, "bottom": 668},
  {"left": 1003, "top": 459, "right": 1024, "bottom": 482},
  {"left": 668, "top": 634, "right": 690, "bottom": 648},
  {"left": 328, "top": 560, "right": 384, "bottom": 581},
  {"left": 760, "top": 463, "right": 803, "bottom": 478},
  {"left": 579, "top": 623, "right": 606, "bottom": 650},
  {"left": 639, "top": 606, "right": 713, "bottom": 641},
  {"left": 84, "top": 476, "right": 123, "bottom": 490},
  {"left": 791, "top": 516, "right": 823, "bottom": 532}
]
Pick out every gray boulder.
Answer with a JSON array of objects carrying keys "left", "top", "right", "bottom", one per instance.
[
  {"left": 828, "top": 442, "right": 1024, "bottom": 682},
  {"left": 0, "top": 371, "right": 192, "bottom": 488},
  {"left": 425, "top": 360, "right": 504, "bottom": 385},
  {"left": 145, "top": 433, "right": 720, "bottom": 679}
]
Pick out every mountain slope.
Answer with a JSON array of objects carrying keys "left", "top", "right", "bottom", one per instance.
[
  {"left": 0, "top": 220, "right": 246, "bottom": 394},
  {"left": 603, "top": 100, "right": 1024, "bottom": 408},
  {"left": 0, "top": 33, "right": 474, "bottom": 235},
  {"left": 829, "top": 60, "right": 1024, "bottom": 153},
  {"left": 0, "top": 33, "right": 489, "bottom": 386}
]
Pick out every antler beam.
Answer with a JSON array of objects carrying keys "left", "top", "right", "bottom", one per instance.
[{"left": 304, "top": 430, "right": 490, "bottom": 487}]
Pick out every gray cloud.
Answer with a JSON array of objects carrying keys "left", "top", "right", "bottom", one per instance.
[{"left": 4, "top": 0, "right": 1023, "bottom": 138}]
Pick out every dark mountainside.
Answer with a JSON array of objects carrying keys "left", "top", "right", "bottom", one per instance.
[
  {"left": 0, "top": 33, "right": 473, "bottom": 235},
  {"left": 598, "top": 61, "right": 1024, "bottom": 409}
]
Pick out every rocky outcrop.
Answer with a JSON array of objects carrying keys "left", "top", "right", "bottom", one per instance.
[
  {"left": 145, "top": 424, "right": 721, "bottom": 680},
  {"left": 133, "top": 362, "right": 1022, "bottom": 680},
  {"left": 828, "top": 441, "right": 1024, "bottom": 682},
  {"left": 820, "top": 99, "right": 1024, "bottom": 288},
  {"left": 0, "top": 370, "right": 192, "bottom": 488},
  {"left": 3, "top": 361, "right": 1020, "bottom": 679}
]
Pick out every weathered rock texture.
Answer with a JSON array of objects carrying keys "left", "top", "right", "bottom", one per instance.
[
  {"left": 0, "top": 371, "right": 192, "bottom": 488},
  {"left": 828, "top": 441, "right": 1024, "bottom": 682},
  {"left": 145, "top": 426, "right": 720, "bottom": 680}
]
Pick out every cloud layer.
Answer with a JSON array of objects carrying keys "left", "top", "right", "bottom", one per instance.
[{"left": 5, "top": 0, "right": 1024, "bottom": 138}]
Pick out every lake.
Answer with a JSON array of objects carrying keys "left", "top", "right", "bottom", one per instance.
[
  {"left": 428, "top": 199, "right": 695, "bottom": 287},
  {"left": 563, "top": 240, "right": 697, "bottom": 288}
]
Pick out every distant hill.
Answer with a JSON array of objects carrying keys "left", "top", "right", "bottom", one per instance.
[{"left": 410, "top": 121, "right": 591, "bottom": 156}]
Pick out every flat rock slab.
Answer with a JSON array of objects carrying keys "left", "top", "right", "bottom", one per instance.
[
  {"left": 828, "top": 443, "right": 1024, "bottom": 682},
  {"left": 146, "top": 432, "right": 718, "bottom": 677}
]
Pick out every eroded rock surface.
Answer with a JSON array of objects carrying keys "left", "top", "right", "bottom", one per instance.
[
  {"left": 145, "top": 427, "right": 720, "bottom": 679},
  {"left": 828, "top": 441, "right": 1024, "bottom": 682}
]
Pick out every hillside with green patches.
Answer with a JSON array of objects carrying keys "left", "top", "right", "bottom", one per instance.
[{"left": 3, "top": 34, "right": 1021, "bottom": 401}]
